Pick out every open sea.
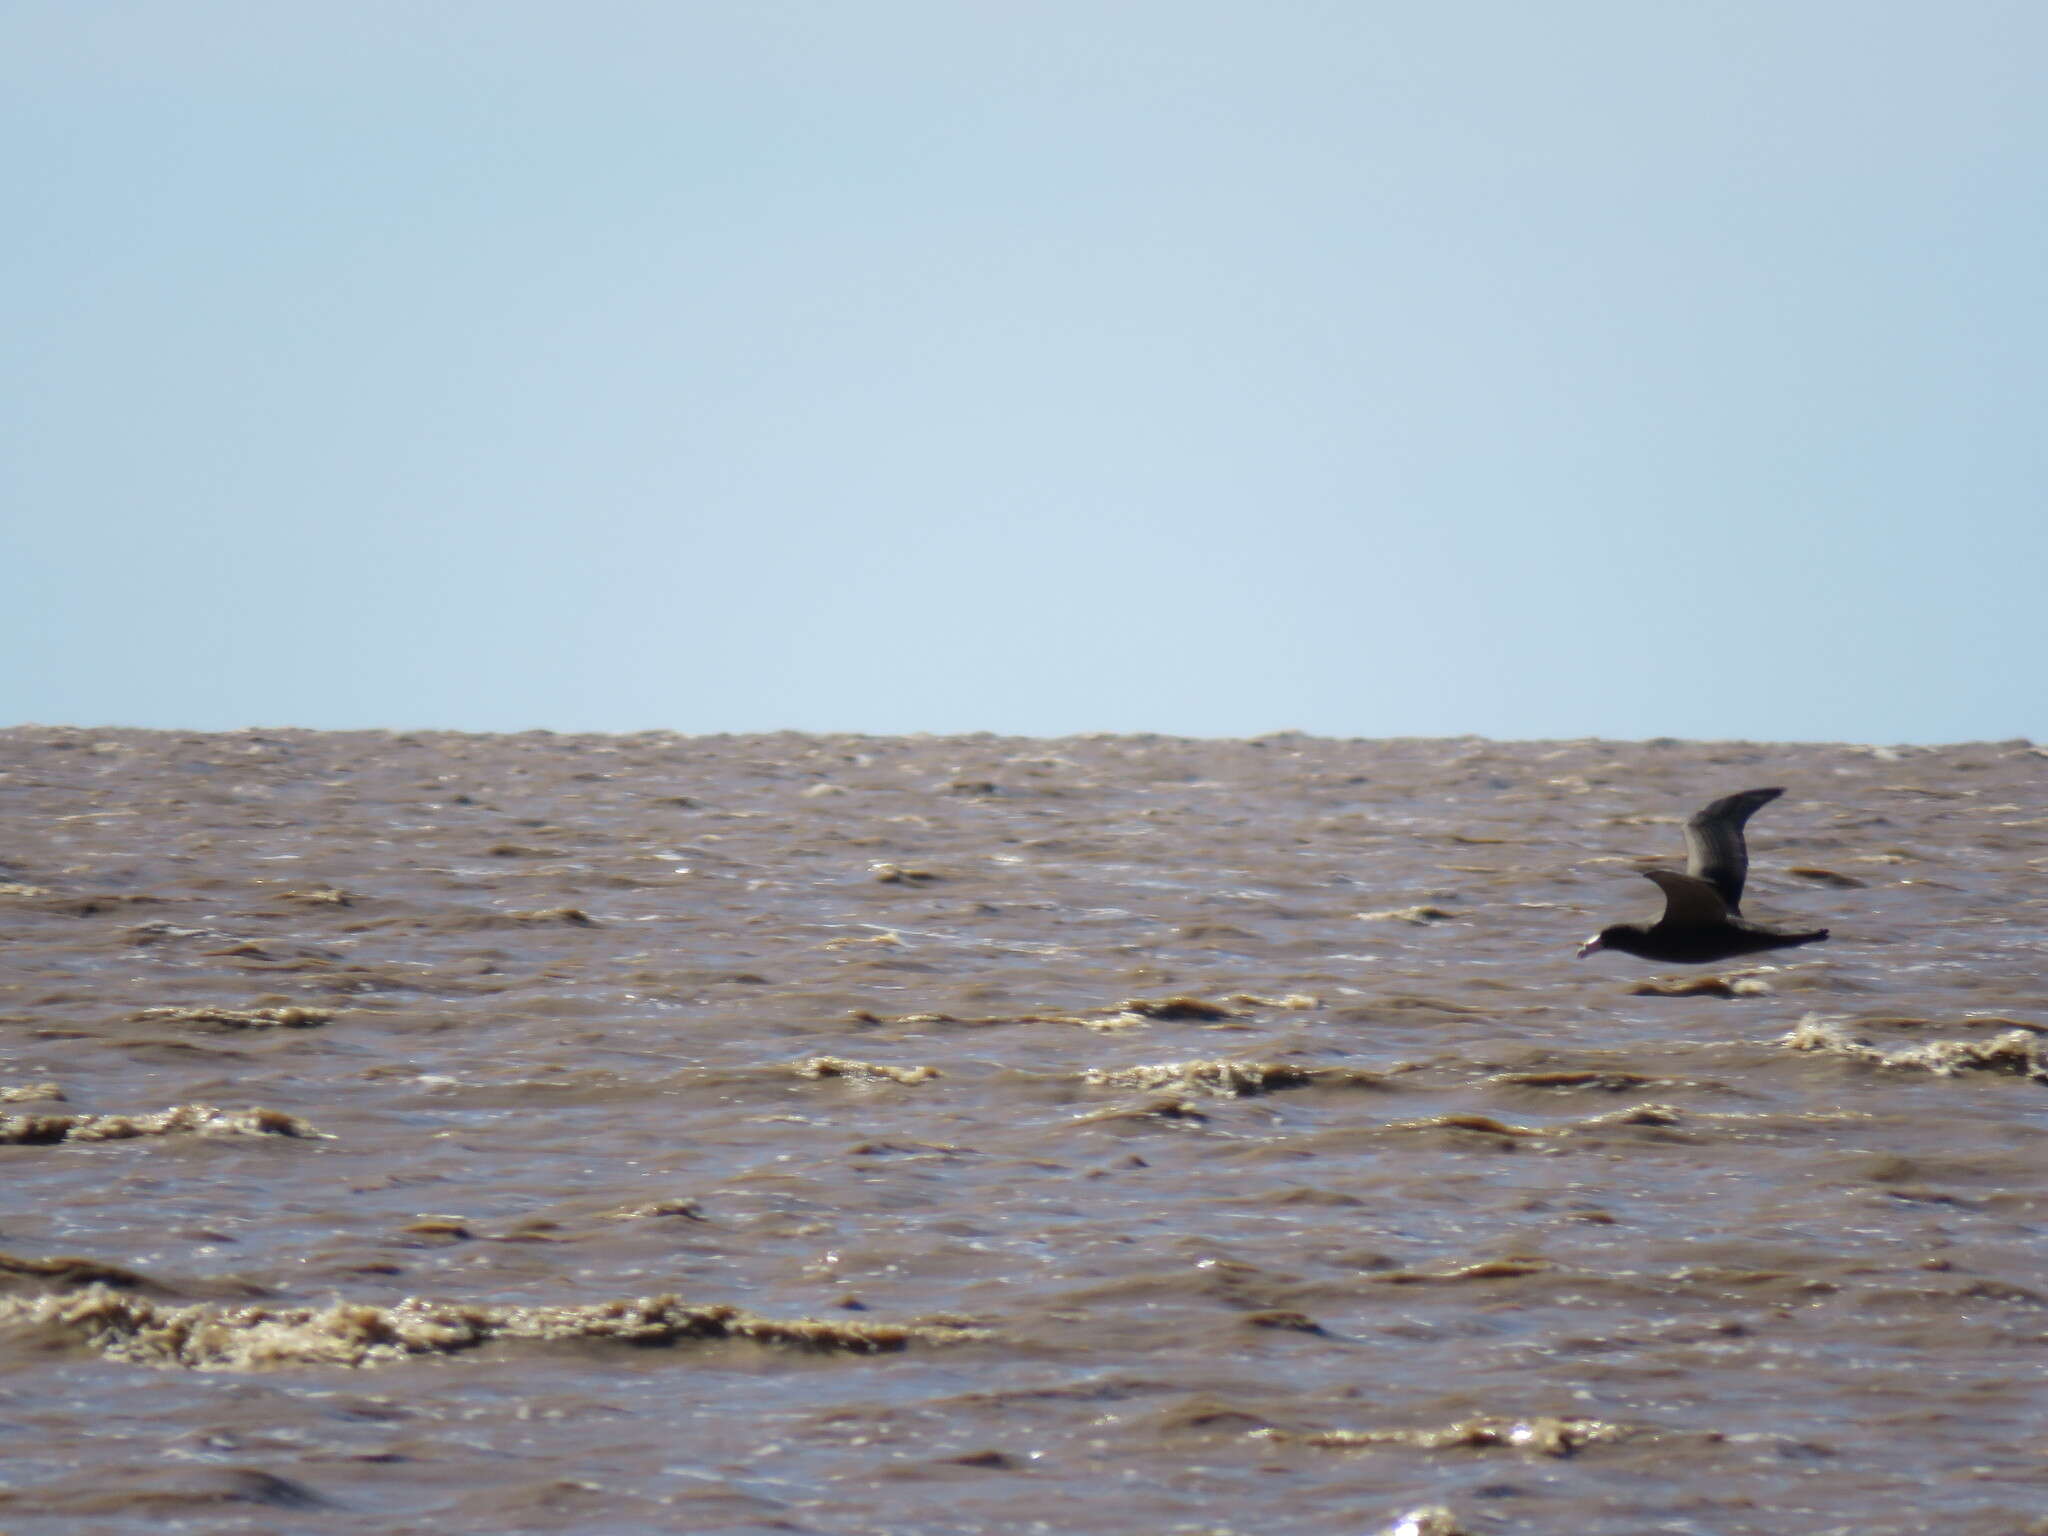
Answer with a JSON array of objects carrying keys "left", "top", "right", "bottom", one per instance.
[{"left": 2, "top": 727, "right": 2044, "bottom": 1535}]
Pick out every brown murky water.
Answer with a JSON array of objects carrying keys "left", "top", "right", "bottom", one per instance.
[{"left": 2, "top": 727, "right": 2045, "bottom": 1535}]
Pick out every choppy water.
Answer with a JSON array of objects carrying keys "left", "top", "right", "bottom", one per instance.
[{"left": 2, "top": 727, "right": 2045, "bottom": 1535}]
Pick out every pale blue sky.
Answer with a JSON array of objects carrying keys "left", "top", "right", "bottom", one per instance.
[{"left": 5, "top": 2, "right": 2043, "bottom": 740}]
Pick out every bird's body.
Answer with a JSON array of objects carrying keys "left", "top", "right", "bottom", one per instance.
[{"left": 1577, "top": 788, "right": 1830, "bottom": 965}]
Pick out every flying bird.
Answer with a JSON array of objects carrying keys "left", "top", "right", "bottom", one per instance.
[{"left": 1576, "top": 787, "right": 1830, "bottom": 964}]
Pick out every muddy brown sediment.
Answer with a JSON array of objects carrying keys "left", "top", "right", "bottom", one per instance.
[{"left": 1, "top": 727, "right": 2044, "bottom": 1535}]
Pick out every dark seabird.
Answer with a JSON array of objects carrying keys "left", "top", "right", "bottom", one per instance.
[{"left": 1576, "top": 787, "right": 1831, "bottom": 964}]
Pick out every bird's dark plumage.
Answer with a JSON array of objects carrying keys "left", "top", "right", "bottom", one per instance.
[
  {"left": 1578, "top": 787, "right": 1830, "bottom": 965},
  {"left": 1682, "top": 786, "right": 1781, "bottom": 914}
]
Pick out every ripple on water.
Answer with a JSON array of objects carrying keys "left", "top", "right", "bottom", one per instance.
[{"left": 1, "top": 728, "right": 2044, "bottom": 1534}]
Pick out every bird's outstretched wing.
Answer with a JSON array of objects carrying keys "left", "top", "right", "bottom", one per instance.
[
  {"left": 1683, "top": 787, "right": 1782, "bottom": 914},
  {"left": 1642, "top": 869, "right": 1732, "bottom": 929}
]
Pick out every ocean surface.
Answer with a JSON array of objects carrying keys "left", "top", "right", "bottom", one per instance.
[{"left": 2, "top": 727, "right": 2044, "bottom": 1535}]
